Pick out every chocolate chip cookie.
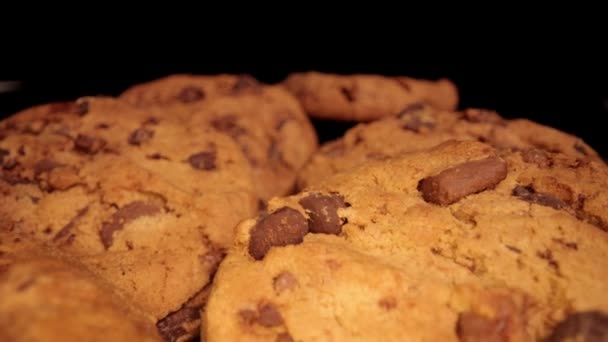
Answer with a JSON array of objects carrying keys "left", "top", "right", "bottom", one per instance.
[
  {"left": 0, "top": 99, "right": 258, "bottom": 341},
  {"left": 282, "top": 71, "right": 459, "bottom": 121},
  {"left": 121, "top": 75, "right": 319, "bottom": 199},
  {"left": 297, "top": 105, "right": 602, "bottom": 189},
  {"left": 0, "top": 230, "right": 161, "bottom": 342},
  {"left": 205, "top": 140, "right": 608, "bottom": 341}
]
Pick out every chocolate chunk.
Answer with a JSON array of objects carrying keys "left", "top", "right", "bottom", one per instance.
[
  {"left": 0, "top": 149, "right": 9, "bottom": 164},
  {"left": 239, "top": 309, "right": 258, "bottom": 325},
  {"left": 536, "top": 249, "right": 560, "bottom": 273},
  {"left": 54, "top": 206, "right": 89, "bottom": 242},
  {"left": 547, "top": 311, "right": 608, "bottom": 341},
  {"left": 248, "top": 207, "right": 309, "bottom": 260},
  {"left": 156, "top": 306, "right": 201, "bottom": 342},
  {"left": 273, "top": 271, "right": 298, "bottom": 294},
  {"left": 33, "top": 159, "right": 64, "bottom": 177},
  {"left": 401, "top": 114, "right": 435, "bottom": 133},
  {"left": 178, "top": 86, "right": 204, "bottom": 103},
  {"left": 144, "top": 117, "right": 159, "bottom": 125},
  {"left": 505, "top": 245, "right": 522, "bottom": 254},
  {"left": 2, "top": 159, "right": 17, "bottom": 170},
  {"left": 146, "top": 153, "right": 169, "bottom": 160},
  {"left": 100, "top": 201, "right": 161, "bottom": 248},
  {"left": 418, "top": 157, "right": 508, "bottom": 205},
  {"left": 258, "top": 198, "right": 268, "bottom": 211},
  {"left": 522, "top": 149, "right": 553, "bottom": 168},
  {"left": 298, "top": 192, "right": 347, "bottom": 235},
  {"left": 128, "top": 128, "right": 154, "bottom": 146},
  {"left": 258, "top": 304, "right": 284, "bottom": 327},
  {"left": 512, "top": 185, "right": 567, "bottom": 210},
  {"left": 340, "top": 86, "right": 356, "bottom": 102},
  {"left": 378, "top": 297, "right": 397, "bottom": 310},
  {"left": 74, "top": 134, "right": 106, "bottom": 154},
  {"left": 232, "top": 74, "right": 260, "bottom": 92},
  {"left": 210, "top": 115, "right": 246, "bottom": 138},
  {"left": 187, "top": 150, "right": 217, "bottom": 170},
  {"left": 574, "top": 142, "right": 590, "bottom": 156},
  {"left": 397, "top": 103, "right": 425, "bottom": 116},
  {"left": 552, "top": 238, "right": 578, "bottom": 250},
  {"left": 456, "top": 312, "right": 509, "bottom": 342},
  {"left": 76, "top": 101, "right": 89, "bottom": 116}
]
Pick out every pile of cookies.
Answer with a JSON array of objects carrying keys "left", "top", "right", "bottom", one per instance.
[{"left": 1, "top": 72, "right": 606, "bottom": 341}]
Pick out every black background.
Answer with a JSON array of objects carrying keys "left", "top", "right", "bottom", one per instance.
[{"left": 1, "top": 44, "right": 606, "bottom": 157}]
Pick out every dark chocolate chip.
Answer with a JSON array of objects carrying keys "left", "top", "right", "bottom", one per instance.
[
  {"left": 239, "top": 309, "right": 258, "bottom": 325},
  {"left": 146, "top": 153, "right": 169, "bottom": 160},
  {"left": 232, "top": 74, "right": 260, "bottom": 92},
  {"left": 273, "top": 271, "right": 298, "bottom": 294},
  {"left": 100, "top": 201, "right": 161, "bottom": 248},
  {"left": 128, "top": 128, "right": 154, "bottom": 146},
  {"left": 74, "top": 134, "right": 106, "bottom": 154},
  {"left": 76, "top": 101, "right": 89, "bottom": 116},
  {"left": 397, "top": 103, "right": 426, "bottom": 116},
  {"left": 574, "top": 142, "right": 590, "bottom": 156},
  {"left": 187, "top": 150, "right": 217, "bottom": 170},
  {"left": 248, "top": 207, "right": 309, "bottom": 260},
  {"left": 257, "top": 304, "right": 284, "bottom": 327},
  {"left": 210, "top": 115, "right": 247, "bottom": 138},
  {"left": 258, "top": 198, "right": 268, "bottom": 211},
  {"left": 418, "top": 157, "right": 508, "bottom": 205},
  {"left": 33, "top": 159, "right": 64, "bottom": 177},
  {"left": 340, "top": 86, "right": 356, "bottom": 102},
  {"left": 298, "top": 192, "right": 347, "bottom": 235},
  {"left": 156, "top": 306, "right": 201, "bottom": 342},
  {"left": 547, "top": 311, "right": 608, "bottom": 342},
  {"left": 178, "top": 86, "right": 205, "bottom": 103},
  {"left": 54, "top": 206, "right": 89, "bottom": 243},
  {"left": 512, "top": 186, "right": 567, "bottom": 210}
]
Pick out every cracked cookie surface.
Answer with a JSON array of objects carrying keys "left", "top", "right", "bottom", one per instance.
[
  {"left": 0, "top": 98, "right": 258, "bottom": 341},
  {"left": 298, "top": 105, "right": 603, "bottom": 189},
  {"left": 205, "top": 140, "right": 608, "bottom": 341},
  {"left": 120, "top": 74, "right": 318, "bottom": 199}
]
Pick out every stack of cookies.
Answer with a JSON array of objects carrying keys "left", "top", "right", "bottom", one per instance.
[{"left": 1, "top": 72, "right": 606, "bottom": 341}]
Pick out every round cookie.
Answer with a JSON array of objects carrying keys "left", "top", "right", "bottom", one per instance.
[
  {"left": 121, "top": 75, "right": 319, "bottom": 200},
  {"left": 297, "top": 105, "right": 602, "bottom": 189},
  {"left": 120, "top": 73, "right": 263, "bottom": 107},
  {"left": 205, "top": 140, "right": 608, "bottom": 341},
  {"left": 0, "top": 100, "right": 258, "bottom": 341},
  {"left": 282, "top": 71, "right": 459, "bottom": 121},
  {"left": 0, "top": 231, "right": 160, "bottom": 342}
]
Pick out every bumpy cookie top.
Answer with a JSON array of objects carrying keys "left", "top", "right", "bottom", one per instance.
[
  {"left": 120, "top": 73, "right": 264, "bottom": 107},
  {"left": 283, "top": 71, "right": 459, "bottom": 121},
  {"left": 0, "top": 98, "right": 258, "bottom": 340},
  {"left": 121, "top": 74, "right": 319, "bottom": 199},
  {"left": 205, "top": 140, "right": 608, "bottom": 341},
  {"left": 298, "top": 105, "right": 602, "bottom": 189},
  {"left": 0, "top": 231, "right": 161, "bottom": 342}
]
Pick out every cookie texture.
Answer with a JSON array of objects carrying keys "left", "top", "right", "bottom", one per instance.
[
  {"left": 205, "top": 140, "right": 608, "bottom": 341},
  {"left": 0, "top": 98, "right": 258, "bottom": 341},
  {"left": 0, "top": 231, "right": 160, "bottom": 342},
  {"left": 120, "top": 74, "right": 318, "bottom": 199},
  {"left": 282, "top": 71, "right": 459, "bottom": 121},
  {"left": 298, "top": 105, "right": 602, "bottom": 189}
]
